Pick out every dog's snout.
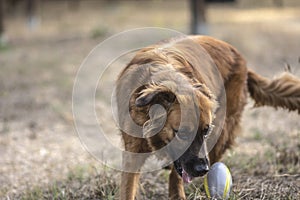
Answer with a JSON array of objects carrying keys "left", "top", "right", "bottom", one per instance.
[
  {"left": 185, "top": 157, "right": 209, "bottom": 177},
  {"left": 194, "top": 163, "right": 209, "bottom": 176}
]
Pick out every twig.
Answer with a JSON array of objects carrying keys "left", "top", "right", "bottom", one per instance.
[
  {"left": 260, "top": 182, "right": 265, "bottom": 200},
  {"left": 273, "top": 174, "right": 300, "bottom": 178},
  {"left": 284, "top": 62, "right": 291, "bottom": 72}
]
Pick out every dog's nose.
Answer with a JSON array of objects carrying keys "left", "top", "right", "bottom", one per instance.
[
  {"left": 184, "top": 157, "right": 210, "bottom": 177},
  {"left": 194, "top": 163, "right": 209, "bottom": 176}
]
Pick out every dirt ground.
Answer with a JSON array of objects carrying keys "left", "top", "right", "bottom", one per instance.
[{"left": 0, "top": 1, "right": 299, "bottom": 199}]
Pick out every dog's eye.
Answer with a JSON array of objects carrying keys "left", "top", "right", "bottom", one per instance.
[{"left": 203, "top": 125, "right": 214, "bottom": 138}]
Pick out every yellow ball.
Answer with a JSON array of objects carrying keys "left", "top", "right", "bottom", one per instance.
[{"left": 204, "top": 162, "right": 232, "bottom": 199}]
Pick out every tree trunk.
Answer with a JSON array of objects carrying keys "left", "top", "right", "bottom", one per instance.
[
  {"left": 0, "top": 0, "right": 4, "bottom": 36},
  {"left": 26, "top": 0, "right": 40, "bottom": 29},
  {"left": 190, "top": 0, "right": 207, "bottom": 34}
]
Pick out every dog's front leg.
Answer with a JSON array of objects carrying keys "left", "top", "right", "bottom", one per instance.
[
  {"left": 121, "top": 172, "right": 140, "bottom": 200},
  {"left": 120, "top": 149, "right": 146, "bottom": 200},
  {"left": 169, "top": 166, "right": 186, "bottom": 200}
]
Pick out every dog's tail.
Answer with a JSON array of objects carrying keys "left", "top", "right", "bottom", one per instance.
[{"left": 247, "top": 70, "right": 300, "bottom": 113}]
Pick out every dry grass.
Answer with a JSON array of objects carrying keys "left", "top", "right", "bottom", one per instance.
[
  {"left": 10, "top": 143, "right": 300, "bottom": 199},
  {"left": 15, "top": 168, "right": 119, "bottom": 200}
]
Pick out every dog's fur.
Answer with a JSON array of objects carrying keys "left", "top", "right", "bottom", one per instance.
[{"left": 116, "top": 36, "right": 300, "bottom": 200}]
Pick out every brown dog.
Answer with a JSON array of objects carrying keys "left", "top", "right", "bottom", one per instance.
[{"left": 116, "top": 36, "right": 300, "bottom": 200}]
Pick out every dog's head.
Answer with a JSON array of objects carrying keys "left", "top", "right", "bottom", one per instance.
[{"left": 135, "top": 81, "right": 216, "bottom": 183}]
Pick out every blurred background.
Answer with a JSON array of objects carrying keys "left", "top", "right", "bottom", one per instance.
[{"left": 0, "top": 0, "right": 299, "bottom": 199}]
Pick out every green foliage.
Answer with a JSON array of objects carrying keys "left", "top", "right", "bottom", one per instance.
[{"left": 90, "top": 27, "right": 108, "bottom": 39}]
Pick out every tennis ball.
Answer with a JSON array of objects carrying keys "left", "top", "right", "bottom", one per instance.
[{"left": 204, "top": 162, "right": 232, "bottom": 199}]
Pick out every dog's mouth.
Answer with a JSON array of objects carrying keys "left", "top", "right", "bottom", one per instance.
[
  {"left": 174, "top": 159, "right": 210, "bottom": 183},
  {"left": 182, "top": 168, "right": 194, "bottom": 183},
  {"left": 174, "top": 160, "right": 194, "bottom": 183}
]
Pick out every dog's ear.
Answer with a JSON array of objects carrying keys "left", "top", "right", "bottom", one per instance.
[
  {"left": 135, "top": 85, "right": 175, "bottom": 107},
  {"left": 135, "top": 91, "right": 160, "bottom": 107},
  {"left": 193, "top": 83, "right": 214, "bottom": 100}
]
